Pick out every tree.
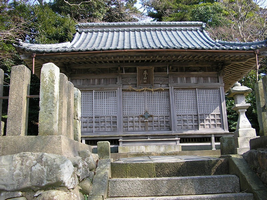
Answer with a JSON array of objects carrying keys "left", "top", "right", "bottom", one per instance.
[
  {"left": 141, "top": 0, "right": 218, "bottom": 22},
  {"left": 208, "top": 0, "right": 267, "bottom": 42},
  {"left": 103, "top": 0, "right": 140, "bottom": 22}
]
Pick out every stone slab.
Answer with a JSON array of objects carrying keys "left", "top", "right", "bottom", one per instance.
[
  {"left": 118, "top": 145, "right": 181, "bottom": 153},
  {"left": 105, "top": 193, "right": 253, "bottom": 200},
  {"left": 0, "top": 135, "right": 92, "bottom": 157},
  {"left": 108, "top": 175, "right": 240, "bottom": 197},
  {"left": 250, "top": 136, "right": 267, "bottom": 149},
  {"left": 111, "top": 158, "right": 228, "bottom": 178}
]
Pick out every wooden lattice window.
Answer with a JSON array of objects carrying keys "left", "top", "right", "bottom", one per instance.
[
  {"left": 81, "top": 90, "right": 118, "bottom": 133},
  {"left": 174, "top": 88, "right": 222, "bottom": 131},
  {"left": 122, "top": 91, "right": 170, "bottom": 132}
]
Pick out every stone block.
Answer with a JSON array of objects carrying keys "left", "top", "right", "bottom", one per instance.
[
  {"left": 220, "top": 136, "right": 235, "bottom": 155},
  {"left": 0, "top": 152, "right": 78, "bottom": 191},
  {"left": 97, "top": 141, "right": 110, "bottom": 159},
  {"left": 58, "top": 73, "right": 68, "bottom": 136},
  {"left": 39, "top": 63, "right": 60, "bottom": 136},
  {"left": 0, "top": 135, "right": 92, "bottom": 157},
  {"left": 6, "top": 65, "right": 31, "bottom": 136},
  {"left": 250, "top": 136, "right": 267, "bottom": 149}
]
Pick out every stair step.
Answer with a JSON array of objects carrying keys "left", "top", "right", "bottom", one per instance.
[
  {"left": 111, "top": 157, "right": 228, "bottom": 178},
  {"left": 107, "top": 193, "right": 253, "bottom": 200},
  {"left": 108, "top": 175, "right": 240, "bottom": 197}
]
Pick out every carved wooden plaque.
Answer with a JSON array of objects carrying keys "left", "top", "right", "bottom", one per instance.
[{"left": 137, "top": 67, "right": 154, "bottom": 86}]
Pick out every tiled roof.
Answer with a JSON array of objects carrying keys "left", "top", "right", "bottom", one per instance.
[{"left": 16, "top": 22, "right": 267, "bottom": 53}]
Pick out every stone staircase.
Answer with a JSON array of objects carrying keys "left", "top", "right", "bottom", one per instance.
[{"left": 106, "top": 156, "right": 254, "bottom": 200}]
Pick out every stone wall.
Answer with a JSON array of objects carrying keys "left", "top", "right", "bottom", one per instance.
[
  {"left": 243, "top": 149, "right": 267, "bottom": 187},
  {"left": 0, "top": 151, "right": 98, "bottom": 199},
  {"left": 0, "top": 63, "right": 100, "bottom": 199}
]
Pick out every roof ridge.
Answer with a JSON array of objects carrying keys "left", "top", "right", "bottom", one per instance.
[{"left": 76, "top": 21, "right": 206, "bottom": 32}]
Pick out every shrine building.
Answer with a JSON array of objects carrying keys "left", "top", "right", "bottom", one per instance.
[{"left": 16, "top": 22, "right": 267, "bottom": 152}]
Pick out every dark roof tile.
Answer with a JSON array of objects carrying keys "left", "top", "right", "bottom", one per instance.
[{"left": 16, "top": 22, "right": 267, "bottom": 53}]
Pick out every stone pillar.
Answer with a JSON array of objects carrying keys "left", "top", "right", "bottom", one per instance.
[
  {"left": 0, "top": 69, "right": 4, "bottom": 135},
  {"left": 6, "top": 65, "right": 31, "bottom": 136},
  {"left": 228, "top": 82, "right": 258, "bottom": 154},
  {"left": 74, "top": 87, "right": 81, "bottom": 142},
  {"left": 58, "top": 73, "right": 68, "bottom": 136},
  {"left": 97, "top": 141, "right": 111, "bottom": 159},
  {"left": 255, "top": 80, "right": 267, "bottom": 136},
  {"left": 67, "top": 82, "right": 74, "bottom": 139},
  {"left": 39, "top": 63, "right": 60, "bottom": 136}
]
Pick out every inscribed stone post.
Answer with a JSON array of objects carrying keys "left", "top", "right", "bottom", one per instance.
[
  {"left": 255, "top": 80, "right": 267, "bottom": 136},
  {"left": 0, "top": 69, "right": 3, "bottom": 136},
  {"left": 74, "top": 87, "right": 81, "bottom": 142},
  {"left": 6, "top": 65, "right": 31, "bottom": 136},
  {"left": 39, "top": 63, "right": 60, "bottom": 136},
  {"left": 58, "top": 73, "right": 68, "bottom": 136},
  {"left": 67, "top": 81, "right": 74, "bottom": 139}
]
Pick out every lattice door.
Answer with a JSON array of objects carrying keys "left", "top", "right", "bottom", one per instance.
[
  {"left": 174, "top": 88, "right": 222, "bottom": 131},
  {"left": 122, "top": 91, "right": 170, "bottom": 132},
  {"left": 174, "top": 89, "right": 198, "bottom": 130},
  {"left": 198, "top": 89, "right": 222, "bottom": 129},
  {"left": 81, "top": 90, "right": 118, "bottom": 133}
]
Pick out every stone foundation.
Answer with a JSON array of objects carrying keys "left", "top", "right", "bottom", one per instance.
[{"left": 0, "top": 135, "right": 91, "bottom": 157}]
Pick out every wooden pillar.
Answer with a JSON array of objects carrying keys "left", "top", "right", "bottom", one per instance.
[
  {"left": 6, "top": 65, "right": 31, "bottom": 136},
  {"left": 39, "top": 63, "right": 60, "bottom": 136}
]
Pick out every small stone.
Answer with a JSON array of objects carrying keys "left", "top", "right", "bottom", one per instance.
[{"left": 79, "top": 178, "right": 92, "bottom": 195}]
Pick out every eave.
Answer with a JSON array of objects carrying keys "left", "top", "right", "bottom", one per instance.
[{"left": 19, "top": 48, "right": 261, "bottom": 92}]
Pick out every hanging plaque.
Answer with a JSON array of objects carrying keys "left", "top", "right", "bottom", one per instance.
[{"left": 137, "top": 67, "right": 154, "bottom": 86}]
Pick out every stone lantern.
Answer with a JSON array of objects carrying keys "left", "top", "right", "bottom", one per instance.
[{"left": 228, "top": 82, "right": 258, "bottom": 154}]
